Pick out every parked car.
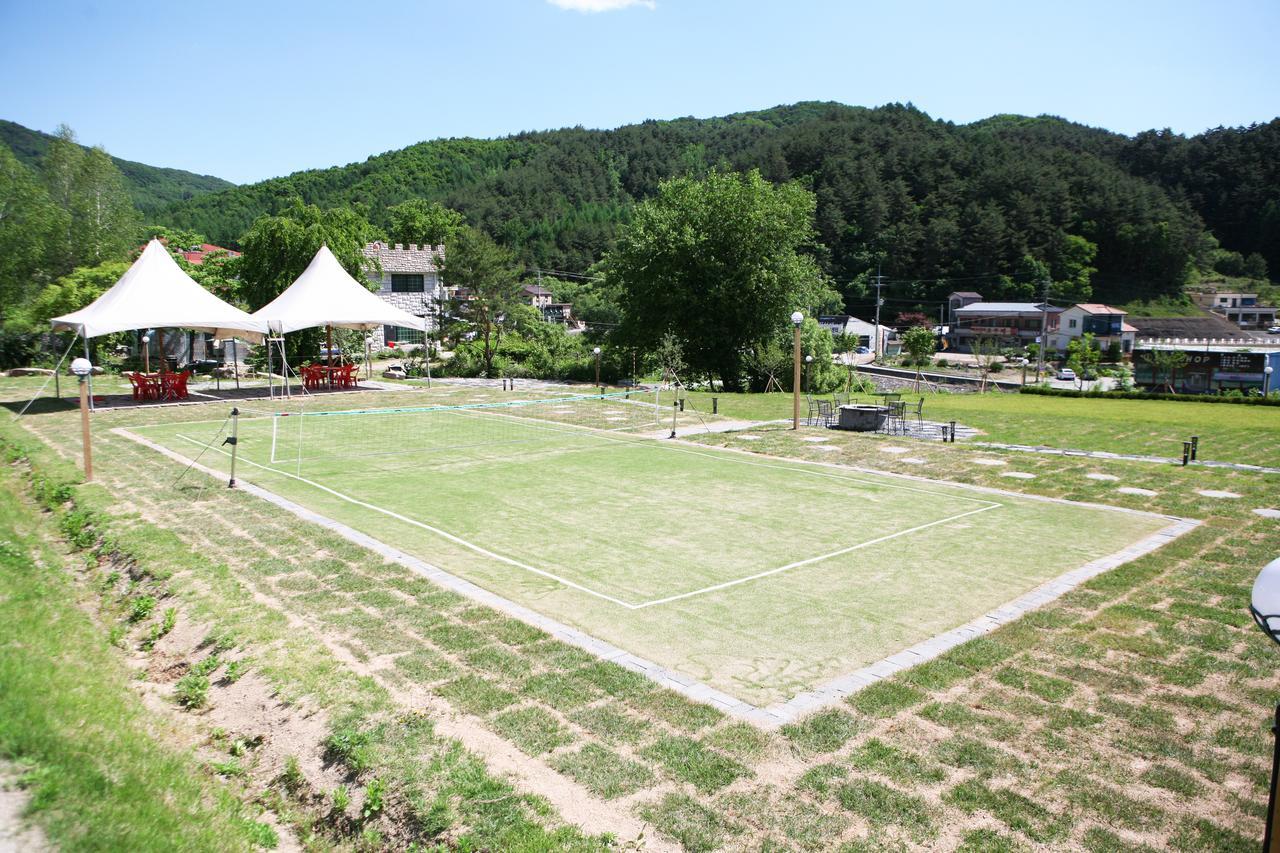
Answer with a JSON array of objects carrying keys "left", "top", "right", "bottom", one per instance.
[
  {"left": 855, "top": 346, "right": 871, "bottom": 355},
  {"left": 1268, "top": 325, "right": 1280, "bottom": 334},
  {"left": 180, "top": 359, "right": 220, "bottom": 373},
  {"left": 1056, "top": 367, "right": 1077, "bottom": 381},
  {"left": 318, "top": 346, "right": 343, "bottom": 361}
]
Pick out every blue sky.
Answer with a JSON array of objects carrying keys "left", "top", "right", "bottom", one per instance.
[{"left": 1, "top": 0, "right": 1276, "bottom": 184}]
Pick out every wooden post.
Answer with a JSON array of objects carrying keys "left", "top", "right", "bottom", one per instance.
[
  {"left": 157, "top": 328, "right": 166, "bottom": 372},
  {"left": 78, "top": 376, "right": 93, "bottom": 482},
  {"left": 792, "top": 324, "right": 802, "bottom": 430}
]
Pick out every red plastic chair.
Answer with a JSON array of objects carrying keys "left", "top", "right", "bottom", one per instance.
[
  {"left": 127, "top": 372, "right": 145, "bottom": 400},
  {"left": 171, "top": 371, "right": 191, "bottom": 399}
]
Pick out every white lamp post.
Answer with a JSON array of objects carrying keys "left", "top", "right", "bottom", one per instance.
[
  {"left": 1250, "top": 557, "right": 1280, "bottom": 851},
  {"left": 593, "top": 346, "right": 602, "bottom": 389},
  {"left": 1266, "top": 365, "right": 1274, "bottom": 397},
  {"left": 791, "top": 311, "right": 804, "bottom": 429},
  {"left": 141, "top": 335, "right": 151, "bottom": 374},
  {"left": 70, "top": 357, "right": 94, "bottom": 482},
  {"left": 805, "top": 354, "right": 814, "bottom": 394}
]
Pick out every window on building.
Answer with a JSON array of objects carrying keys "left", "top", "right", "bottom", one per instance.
[
  {"left": 391, "top": 274, "right": 425, "bottom": 293},
  {"left": 1069, "top": 318, "right": 1077, "bottom": 329},
  {"left": 383, "top": 325, "right": 424, "bottom": 345}
]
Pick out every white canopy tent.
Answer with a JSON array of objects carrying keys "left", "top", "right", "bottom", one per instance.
[
  {"left": 251, "top": 244, "right": 427, "bottom": 334},
  {"left": 45, "top": 239, "right": 268, "bottom": 409},
  {"left": 250, "top": 245, "right": 428, "bottom": 396},
  {"left": 50, "top": 239, "right": 267, "bottom": 342}
]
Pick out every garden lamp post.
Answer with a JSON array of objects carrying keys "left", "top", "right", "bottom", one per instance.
[
  {"left": 805, "top": 354, "right": 814, "bottom": 394},
  {"left": 593, "top": 346, "right": 602, "bottom": 389},
  {"left": 141, "top": 335, "right": 151, "bottom": 374},
  {"left": 1249, "top": 556, "right": 1280, "bottom": 852},
  {"left": 1265, "top": 365, "right": 1274, "bottom": 397},
  {"left": 791, "top": 311, "right": 804, "bottom": 429},
  {"left": 70, "top": 357, "right": 94, "bottom": 482}
]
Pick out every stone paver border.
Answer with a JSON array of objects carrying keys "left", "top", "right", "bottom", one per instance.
[
  {"left": 118, "top": 427, "right": 1201, "bottom": 730},
  {"left": 974, "top": 441, "right": 1280, "bottom": 474}
]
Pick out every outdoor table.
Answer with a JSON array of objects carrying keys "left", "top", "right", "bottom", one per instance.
[{"left": 836, "top": 403, "right": 889, "bottom": 432}]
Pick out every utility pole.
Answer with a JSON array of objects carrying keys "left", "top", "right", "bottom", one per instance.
[
  {"left": 1036, "top": 278, "right": 1051, "bottom": 381},
  {"left": 872, "top": 263, "right": 885, "bottom": 362}
]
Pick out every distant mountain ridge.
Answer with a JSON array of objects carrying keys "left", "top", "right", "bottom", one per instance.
[
  {"left": 0, "top": 119, "right": 235, "bottom": 216},
  {"left": 151, "top": 102, "right": 1280, "bottom": 305}
]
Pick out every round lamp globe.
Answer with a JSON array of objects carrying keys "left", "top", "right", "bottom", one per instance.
[
  {"left": 70, "top": 357, "right": 93, "bottom": 377},
  {"left": 1251, "top": 557, "right": 1280, "bottom": 646},
  {"left": 790, "top": 311, "right": 804, "bottom": 327}
]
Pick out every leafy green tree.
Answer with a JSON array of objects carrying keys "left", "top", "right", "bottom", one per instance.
[
  {"left": 900, "top": 326, "right": 937, "bottom": 390},
  {"left": 0, "top": 142, "right": 63, "bottom": 319},
  {"left": 606, "top": 169, "right": 838, "bottom": 391},
  {"left": 797, "top": 318, "right": 840, "bottom": 393},
  {"left": 1065, "top": 332, "right": 1101, "bottom": 389},
  {"left": 10, "top": 260, "right": 131, "bottom": 360},
  {"left": 387, "top": 199, "right": 463, "bottom": 249},
  {"left": 238, "top": 200, "right": 379, "bottom": 310},
  {"left": 1142, "top": 348, "right": 1188, "bottom": 393},
  {"left": 41, "top": 126, "right": 138, "bottom": 272},
  {"left": 440, "top": 225, "right": 524, "bottom": 377}
]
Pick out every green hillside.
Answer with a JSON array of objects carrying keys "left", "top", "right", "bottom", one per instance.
[
  {"left": 0, "top": 119, "right": 235, "bottom": 215},
  {"left": 156, "top": 102, "right": 1278, "bottom": 306}
]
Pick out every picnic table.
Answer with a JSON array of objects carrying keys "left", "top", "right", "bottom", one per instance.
[
  {"left": 127, "top": 371, "right": 191, "bottom": 401},
  {"left": 301, "top": 363, "right": 358, "bottom": 390}
]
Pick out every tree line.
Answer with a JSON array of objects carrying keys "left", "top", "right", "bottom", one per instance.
[{"left": 154, "top": 103, "right": 1278, "bottom": 307}]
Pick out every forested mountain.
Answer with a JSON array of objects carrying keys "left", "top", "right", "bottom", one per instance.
[
  {"left": 0, "top": 119, "right": 235, "bottom": 215},
  {"left": 156, "top": 103, "right": 1279, "bottom": 306}
]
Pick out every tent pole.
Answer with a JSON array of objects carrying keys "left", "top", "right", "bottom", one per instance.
[{"left": 326, "top": 324, "right": 333, "bottom": 390}]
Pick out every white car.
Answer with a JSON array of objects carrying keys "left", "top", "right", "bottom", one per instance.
[
  {"left": 1268, "top": 325, "right": 1280, "bottom": 334},
  {"left": 1056, "top": 367, "right": 1077, "bottom": 382}
]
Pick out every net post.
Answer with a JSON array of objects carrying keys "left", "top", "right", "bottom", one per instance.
[
  {"left": 1182, "top": 441, "right": 1191, "bottom": 467},
  {"left": 224, "top": 407, "right": 240, "bottom": 488},
  {"left": 1190, "top": 435, "right": 1199, "bottom": 461},
  {"left": 670, "top": 400, "right": 678, "bottom": 439}
]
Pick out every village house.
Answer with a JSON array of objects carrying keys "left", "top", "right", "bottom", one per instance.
[
  {"left": 1048, "top": 303, "right": 1138, "bottom": 355},
  {"left": 1194, "top": 290, "right": 1278, "bottom": 329},
  {"left": 361, "top": 241, "right": 444, "bottom": 348}
]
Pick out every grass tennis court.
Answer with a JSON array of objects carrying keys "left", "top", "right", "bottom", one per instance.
[{"left": 128, "top": 392, "right": 1178, "bottom": 707}]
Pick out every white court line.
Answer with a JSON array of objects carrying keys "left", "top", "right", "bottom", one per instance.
[
  {"left": 172, "top": 433, "right": 639, "bottom": 609},
  {"left": 165, "top": 428, "right": 1003, "bottom": 610},
  {"left": 634, "top": 504, "right": 1001, "bottom": 608}
]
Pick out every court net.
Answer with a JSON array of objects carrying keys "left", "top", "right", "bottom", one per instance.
[{"left": 263, "top": 389, "right": 664, "bottom": 468}]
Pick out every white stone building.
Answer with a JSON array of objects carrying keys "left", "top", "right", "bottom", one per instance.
[{"left": 361, "top": 241, "right": 445, "bottom": 348}]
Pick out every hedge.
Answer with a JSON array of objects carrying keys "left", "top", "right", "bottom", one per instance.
[{"left": 1018, "top": 385, "right": 1280, "bottom": 406}]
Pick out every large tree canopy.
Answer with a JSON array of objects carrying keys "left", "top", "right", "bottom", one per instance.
[
  {"left": 237, "top": 200, "right": 380, "bottom": 312},
  {"left": 440, "top": 225, "right": 524, "bottom": 377},
  {"left": 606, "top": 169, "right": 838, "bottom": 390}
]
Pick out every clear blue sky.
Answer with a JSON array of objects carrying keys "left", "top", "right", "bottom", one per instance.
[{"left": 2, "top": 0, "right": 1276, "bottom": 184}]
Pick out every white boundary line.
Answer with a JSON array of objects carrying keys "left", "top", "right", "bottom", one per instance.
[
  {"left": 113, "top": 426, "right": 1202, "bottom": 728},
  {"left": 167, "top": 428, "right": 996, "bottom": 609}
]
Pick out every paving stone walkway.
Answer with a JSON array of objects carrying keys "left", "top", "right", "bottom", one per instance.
[{"left": 974, "top": 442, "right": 1280, "bottom": 474}]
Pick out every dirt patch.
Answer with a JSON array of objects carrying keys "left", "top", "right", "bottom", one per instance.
[{"left": 0, "top": 763, "right": 48, "bottom": 853}]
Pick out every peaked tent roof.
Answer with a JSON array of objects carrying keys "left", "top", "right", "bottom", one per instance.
[
  {"left": 50, "top": 240, "right": 267, "bottom": 341},
  {"left": 251, "top": 245, "right": 427, "bottom": 335}
]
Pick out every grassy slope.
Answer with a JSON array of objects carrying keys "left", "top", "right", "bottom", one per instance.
[
  {"left": 4, "top": 377, "right": 1278, "bottom": 850},
  {"left": 0, "top": 466, "right": 269, "bottom": 851}
]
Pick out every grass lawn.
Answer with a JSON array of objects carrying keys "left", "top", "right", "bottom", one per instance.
[
  {"left": 4, "top": 375, "right": 1278, "bottom": 851},
  {"left": 679, "top": 386, "right": 1279, "bottom": 466},
  {"left": 126, "top": 392, "right": 1171, "bottom": 707}
]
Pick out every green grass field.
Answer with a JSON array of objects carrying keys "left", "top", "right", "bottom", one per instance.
[
  {"left": 678, "top": 387, "right": 1280, "bottom": 467},
  {"left": 129, "top": 393, "right": 1174, "bottom": 707}
]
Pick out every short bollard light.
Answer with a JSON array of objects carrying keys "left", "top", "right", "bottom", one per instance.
[{"left": 1249, "top": 556, "right": 1280, "bottom": 852}]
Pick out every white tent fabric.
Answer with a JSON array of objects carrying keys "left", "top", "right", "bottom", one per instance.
[
  {"left": 250, "top": 245, "right": 427, "bottom": 335},
  {"left": 50, "top": 239, "right": 267, "bottom": 341}
]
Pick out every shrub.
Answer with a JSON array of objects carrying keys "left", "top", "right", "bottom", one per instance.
[
  {"left": 174, "top": 672, "right": 210, "bottom": 709},
  {"left": 1018, "top": 386, "right": 1280, "bottom": 406}
]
